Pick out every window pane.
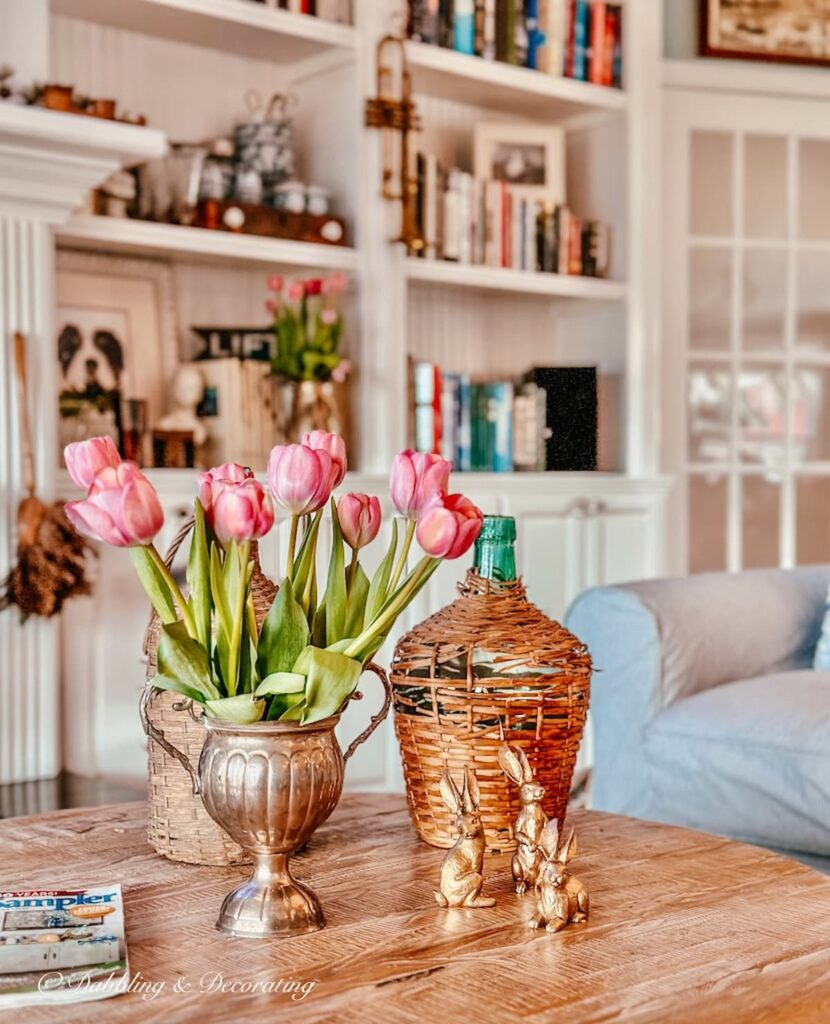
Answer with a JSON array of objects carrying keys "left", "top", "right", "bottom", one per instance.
[
  {"left": 793, "top": 366, "right": 830, "bottom": 462},
  {"left": 799, "top": 139, "right": 830, "bottom": 241},
  {"left": 796, "top": 250, "right": 830, "bottom": 354},
  {"left": 690, "top": 131, "right": 733, "bottom": 236},
  {"left": 689, "top": 247, "right": 732, "bottom": 351},
  {"left": 689, "top": 474, "right": 728, "bottom": 573},
  {"left": 688, "top": 365, "right": 731, "bottom": 463},
  {"left": 742, "top": 475, "right": 780, "bottom": 570},
  {"left": 737, "top": 366, "right": 786, "bottom": 467},
  {"left": 744, "top": 135, "right": 788, "bottom": 239},
  {"left": 742, "top": 248, "right": 787, "bottom": 351},
  {"left": 796, "top": 476, "right": 830, "bottom": 564}
]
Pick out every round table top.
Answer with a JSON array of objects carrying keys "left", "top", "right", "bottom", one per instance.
[{"left": 2, "top": 795, "right": 830, "bottom": 1023}]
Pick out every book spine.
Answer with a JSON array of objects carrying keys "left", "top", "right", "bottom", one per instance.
[
  {"left": 458, "top": 172, "right": 472, "bottom": 263},
  {"left": 568, "top": 214, "right": 582, "bottom": 275},
  {"left": 501, "top": 182, "right": 511, "bottom": 269},
  {"left": 564, "top": 0, "right": 575, "bottom": 76},
  {"left": 457, "top": 374, "right": 472, "bottom": 470},
  {"left": 443, "top": 171, "right": 461, "bottom": 260},
  {"left": 513, "top": 0, "right": 527, "bottom": 66},
  {"left": 602, "top": 4, "right": 615, "bottom": 86},
  {"left": 470, "top": 384, "right": 487, "bottom": 471},
  {"left": 524, "top": 199, "right": 537, "bottom": 271},
  {"left": 482, "top": 0, "right": 497, "bottom": 58},
  {"left": 589, "top": 0, "right": 606, "bottom": 84},
  {"left": 490, "top": 382, "right": 514, "bottom": 471},
  {"left": 439, "top": 0, "right": 455, "bottom": 46},
  {"left": 611, "top": 3, "right": 622, "bottom": 87},
  {"left": 547, "top": 0, "right": 564, "bottom": 75},
  {"left": 414, "top": 361, "right": 439, "bottom": 453},
  {"left": 572, "top": 0, "right": 589, "bottom": 80},
  {"left": 557, "top": 205, "right": 569, "bottom": 273},
  {"left": 525, "top": 0, "right": 540, "bottom": 70},
  {"left": 441, "top": 373, "right": 459, "bottom": 463},
  {"left": 424, "top": 153, "right": 439, "bottom": 259},
  {"left": 454, "top": 0, "right": 475, "bottom": 53},
  {"left": 474, "top": 0, "right": 486, "bottom": 55}
]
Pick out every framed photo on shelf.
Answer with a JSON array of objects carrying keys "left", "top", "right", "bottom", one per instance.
[
  {"left": 55, "top": 251, "right": 178, "bottom": 456},
  {"left": 473, "top": 123, "right": 566, "bottom": 204},
  {"left": 701, "top": 1, "right": 830, "bottom": 67}
]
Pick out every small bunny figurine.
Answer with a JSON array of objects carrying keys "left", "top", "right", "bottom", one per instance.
[
  {"left": 498, "top": 743, "right": 548, "bottom": 894},
  {"left": 529, "top": 819, "right": 589, "bottom": 933},
  {"left": 433, "top": 767, "right": 496, "bottom": 909}
]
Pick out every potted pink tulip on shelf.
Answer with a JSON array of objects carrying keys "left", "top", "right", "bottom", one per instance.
[{"left": 63, "top": 433, "right": 482, "bottom": 940}]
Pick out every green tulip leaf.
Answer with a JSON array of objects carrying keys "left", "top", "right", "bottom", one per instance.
[
  {"left": 293, "top": 645, "right": 362, "bottom": 724},
  {"left": 324, "top": 499, "right": 347, "bottom": 646},
  {"left": 204, "top": 695, "right": 265, "bottom": 724},
  {"left": 210, "top": 543, "right": 231, "bottom": 641},
  {"left": 187, "top": 500, "right": 211, "bottom": 649},
  {"left": 255, "top": 672, "right": 306, "bottom": 696},
  {"left": 157, "top": 621, "right": 220, "bottom": 701},
  {"left": 292, "top": 509, "right": 323, "bottom": 596},
  {"left": 344, "top": 563, "right": 370, "bottom": 637},
  {"left": 276, "top": 693, "right": 306, "bottom": 721},
  {"left": 366, "top": 518, "right": 398, "bottom": 624},
  {"left": 150, "top": 673, "right": 206, "bottom": 705},
  {"left": 128, "top": 546, "right": 177, "bottom": 625},
  {"left": 257, "top": 576, "right": 311, "bottom": 678}
]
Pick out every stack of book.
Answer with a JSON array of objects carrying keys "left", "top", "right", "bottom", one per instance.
[
  {"left": 416, "top": 156, "right": 610, "bottom": 277},
  {"left": 407, "top": 0, "right": 623, "bottom": 88},
  {"left": 410, "top": 358, "right": 604, "bottom": 472},
  {"left": 256, "top": 0, "right": 352, "bottom": 20}
]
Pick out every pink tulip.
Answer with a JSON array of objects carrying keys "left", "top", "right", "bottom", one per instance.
[
  {"left": 322, "top": 271, "right": 347, "bottom": 295},
  {"left": 301, "top": 430, "right": 347, "bottom": 486},
  {"left": 265, "top": 298, "right": 277, "bottom": 315},
  {"left": 267, "top": 274, "right": 284, "bottom": 293},
  {"left": 64, "top": 436, "right": 121, "bottom": 491},
  {"left": 338, "top": 493, "right": 381, "bottom": 550},
  {"left": 320, "top": 307, "right": 338, "bottom": 326},
  {"left": 212, "top": 478, "right": 274, "bottom": 545},
  {"left": 267, "top": 443, "right": 338, "bottom": 516},
  {"left": 331, "top": 358, "right": 352, "bottom": 384},
  {"left": 198, "top": 463, "right": 254, "bottom": 531},
  {"left": 65, "top": 462, "right": 164, "bottom": 548},
  {"left": 416, "top": 492, "right": 483, "bottom": 560},
  {"left": 287, "top": 280, "right": 304, "bottom": 303},
  {"left": 390, "top": 450, "right": 452, "bottom": 521}
]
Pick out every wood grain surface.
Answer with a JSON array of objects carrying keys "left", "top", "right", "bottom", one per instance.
[{"left": 3, "top": 796, "right": 830, "bottom": 1024}]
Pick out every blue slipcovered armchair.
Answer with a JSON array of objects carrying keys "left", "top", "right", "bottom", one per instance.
[{"left": 566, "top": 566, "right": 830, "bottom": 869}]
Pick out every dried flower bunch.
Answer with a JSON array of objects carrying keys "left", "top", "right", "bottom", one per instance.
[
  {"left": 64, "top": 434, "right": 483, "bottom": 725},
  {"left": 267, "top": 273, "right": 351, "bottom": 383}
]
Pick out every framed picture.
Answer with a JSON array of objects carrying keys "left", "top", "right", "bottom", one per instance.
[
  {"left": 473, "top": 123, "right": 566, "bottom": 204},
  {"left": 55, "top": 251, "right": 178, "bottom": 454},
  {"left": 702, "top": 1, "right": 830, "bottom": 67}
]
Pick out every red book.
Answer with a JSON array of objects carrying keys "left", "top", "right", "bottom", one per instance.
[
  {"left": 589, "top": 2, "right": 606, "bottom": 84},
  {"left": 501, "top": 183, "right": 511, "bottom": 269},
  {"left": 605, "top": 5, "right": 620, "bottom": 86},
  {"left": 564, "top": 0, "right": 576, "bottom": 77}
]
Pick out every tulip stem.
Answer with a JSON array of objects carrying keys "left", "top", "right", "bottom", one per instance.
[
  {"left": 146, "top": 544, "right": 198, "bottom": 639},
  {"left": 286, "top": 514, "right": 299, "bottom": 578},
  {"left": 347, "top": 551, "right": 358, "bottom": 593},
  {"left": 226, "top": 540, "right": 251, "bottom": 697},
  {"left": 388, "top": 519, "right": 416, "bottom": 593}
]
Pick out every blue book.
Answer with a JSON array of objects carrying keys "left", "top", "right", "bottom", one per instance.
[
  {"left": 487, "top": 382, "right": 515, "bottom": 472},
  {"left": 573, "top": 0, "right": 589, "bottom": 80},
  {"left": 454, "top": 0, "right": 476, "bottom": 54},
  {"left": 456, "top": 373, "right": 472, "bottom": 471},
  {"left": 525, "top": 0, "right": 541, "bottom": 70}
]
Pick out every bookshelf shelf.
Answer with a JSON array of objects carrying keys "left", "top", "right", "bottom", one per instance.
[
  {"left": 56, "top": 215, "right": 359, "bottom": 271},
  {"left": 50, "top": 0, "right": 357, "bottom": 63},
  {"left": 405, "top": 40, "right": 627, "bottom": 119},
  {"left": 405, "top": 258, "right": 626, "bottom": 300}
]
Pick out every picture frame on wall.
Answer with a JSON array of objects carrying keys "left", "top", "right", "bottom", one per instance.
[
  {"left": 473, "top": 123, "right": 566, "bottom": 204},
  {"left": 702, "top": 1, "right": 830, "bottom": 67},
  {"left": 55, "top": 251, "right": 178, "bottom": 461}
]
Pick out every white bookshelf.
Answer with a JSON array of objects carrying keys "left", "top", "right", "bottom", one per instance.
[
  {"left": 50, "top": 0, "right": 357, "bottom": 62},
  {"left": 58, "top": 215, "right": 359, "bottom": 270},
  {"left": 406, "top": 257, "right": 626, "bottom": 300}
]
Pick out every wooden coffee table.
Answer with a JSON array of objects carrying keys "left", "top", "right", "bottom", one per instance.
[{"left": 4, "top": 795, "right": 830, "bottom": 1023}]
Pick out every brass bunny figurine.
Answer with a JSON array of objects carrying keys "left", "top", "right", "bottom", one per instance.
[
  {"left": 529, "top": 819, "right": 589, "bottom": 933},
  {"left": 498, "top": 743, "right": 548, "bottom": 894},
  {"left": 433, "top": 767, "right": 496, "bottom": 909}
]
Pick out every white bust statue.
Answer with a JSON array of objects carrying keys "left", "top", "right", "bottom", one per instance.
[{"left": 156, "top": 364, "right": 208, "bottom": 446}]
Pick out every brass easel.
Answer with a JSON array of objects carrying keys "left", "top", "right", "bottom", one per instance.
[{"left": 364, "top": 33, "right": 424, "bottom": 256}]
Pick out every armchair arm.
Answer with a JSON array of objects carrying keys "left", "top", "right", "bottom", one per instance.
[{"left": 565, "top": 565, "right": 830, "bottom": 815}]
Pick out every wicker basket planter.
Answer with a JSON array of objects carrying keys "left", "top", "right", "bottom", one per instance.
[
  {"left": 141, "top": 519, "right": 277, "bottom": 867},
  {"left": 391, "top": 573, "right": 591, "bottom": 852}
]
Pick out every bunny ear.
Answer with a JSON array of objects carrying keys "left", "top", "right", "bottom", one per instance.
[
  {"left": 561, "top": 828, "right": 577, "bottom": 863},
  {"left": 515, "top": 746, "right": 534, "bottom": 782},
  {"left": 540, "top": 819, "right": 560, "bottom": 859},
  {"left": 439, "top": 771, "right": 461, "bottom": 814},
  {"left": 463, "top": 767, "right": 480, "bottom": 811},
  {"left": 498, "top": 744, "right": 524, "bottom": 785}
]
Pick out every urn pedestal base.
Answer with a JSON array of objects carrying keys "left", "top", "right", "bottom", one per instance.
[{"left": 216, "top": 852, "right": 324, "bottom": 938}]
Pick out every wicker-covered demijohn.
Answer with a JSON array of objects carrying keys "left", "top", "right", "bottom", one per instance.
[
  {"left": 142, "top": 519, "right": 277, "bottom": 867},
  {"left": 391, "top": 572, "right": 591, "bottom": 852}
]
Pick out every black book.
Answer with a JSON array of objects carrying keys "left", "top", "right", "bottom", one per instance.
[{"left": 529, "top": 366, "right": 598, "bottom": 471}]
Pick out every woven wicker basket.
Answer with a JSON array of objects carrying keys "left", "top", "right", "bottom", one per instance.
[
  {"left": 391, "top": 573, "right": 591, "bottom": 852},
  {"left": 141, "top": 518, "right": 277, "bottom": 866}
]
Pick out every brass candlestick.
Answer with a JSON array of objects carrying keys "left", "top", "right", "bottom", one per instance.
[{"left": 364, "top": 33, "right": 424, "bottom": 256}]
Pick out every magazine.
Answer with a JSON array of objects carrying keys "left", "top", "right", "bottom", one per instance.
[{"left": 0, "top": 885, "right": 128, "bottom": 1008}]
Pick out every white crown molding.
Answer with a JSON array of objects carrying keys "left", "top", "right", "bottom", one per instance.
[{"left": 0, "top": 104, "right": 167, "bottom": 223}]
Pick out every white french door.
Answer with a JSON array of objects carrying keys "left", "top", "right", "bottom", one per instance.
[{"left": 664, "top": 87, "right": 830, "bottom": 574}]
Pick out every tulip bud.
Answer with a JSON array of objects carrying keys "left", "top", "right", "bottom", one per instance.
[
  {"left": 267, "top": 443, "right": 338, "bottom": 516},
  {"left": 65, "top": 462, "right": 164, "bottom": 548},
  {"left": 389, "top": 449, "right": 452, "bottom": 521},
  {"left": 64, "top": 436, "right": 122, "bottom": 491},
  {"left": 338, "top": 493, "right": 381, "bottom": 550},
  {"left": 267, "top": 274, "right": 284, "bottom": 293},
  {"left": 287, "top": 281, "right": 304, "bottom": 302},
  {"left": 212, "top": 478, "right": 274, "bottom": 545},
  {"left": 198, "top": 464, "right": 254, "bottom": 532},
  {"left": 301, "top": 430, "right": 347, "bottom": 486},
  {"left": 416, "top": 492, "right": 483, "bottom": 560}
]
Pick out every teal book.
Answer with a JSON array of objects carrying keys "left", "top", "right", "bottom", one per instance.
[{"left": 487, "top": 381, "right": 514, "bottom": 472}]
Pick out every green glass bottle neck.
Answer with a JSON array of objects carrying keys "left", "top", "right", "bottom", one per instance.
[{"left": 473, "top": 516, "right": 517, "bottom": 582}]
